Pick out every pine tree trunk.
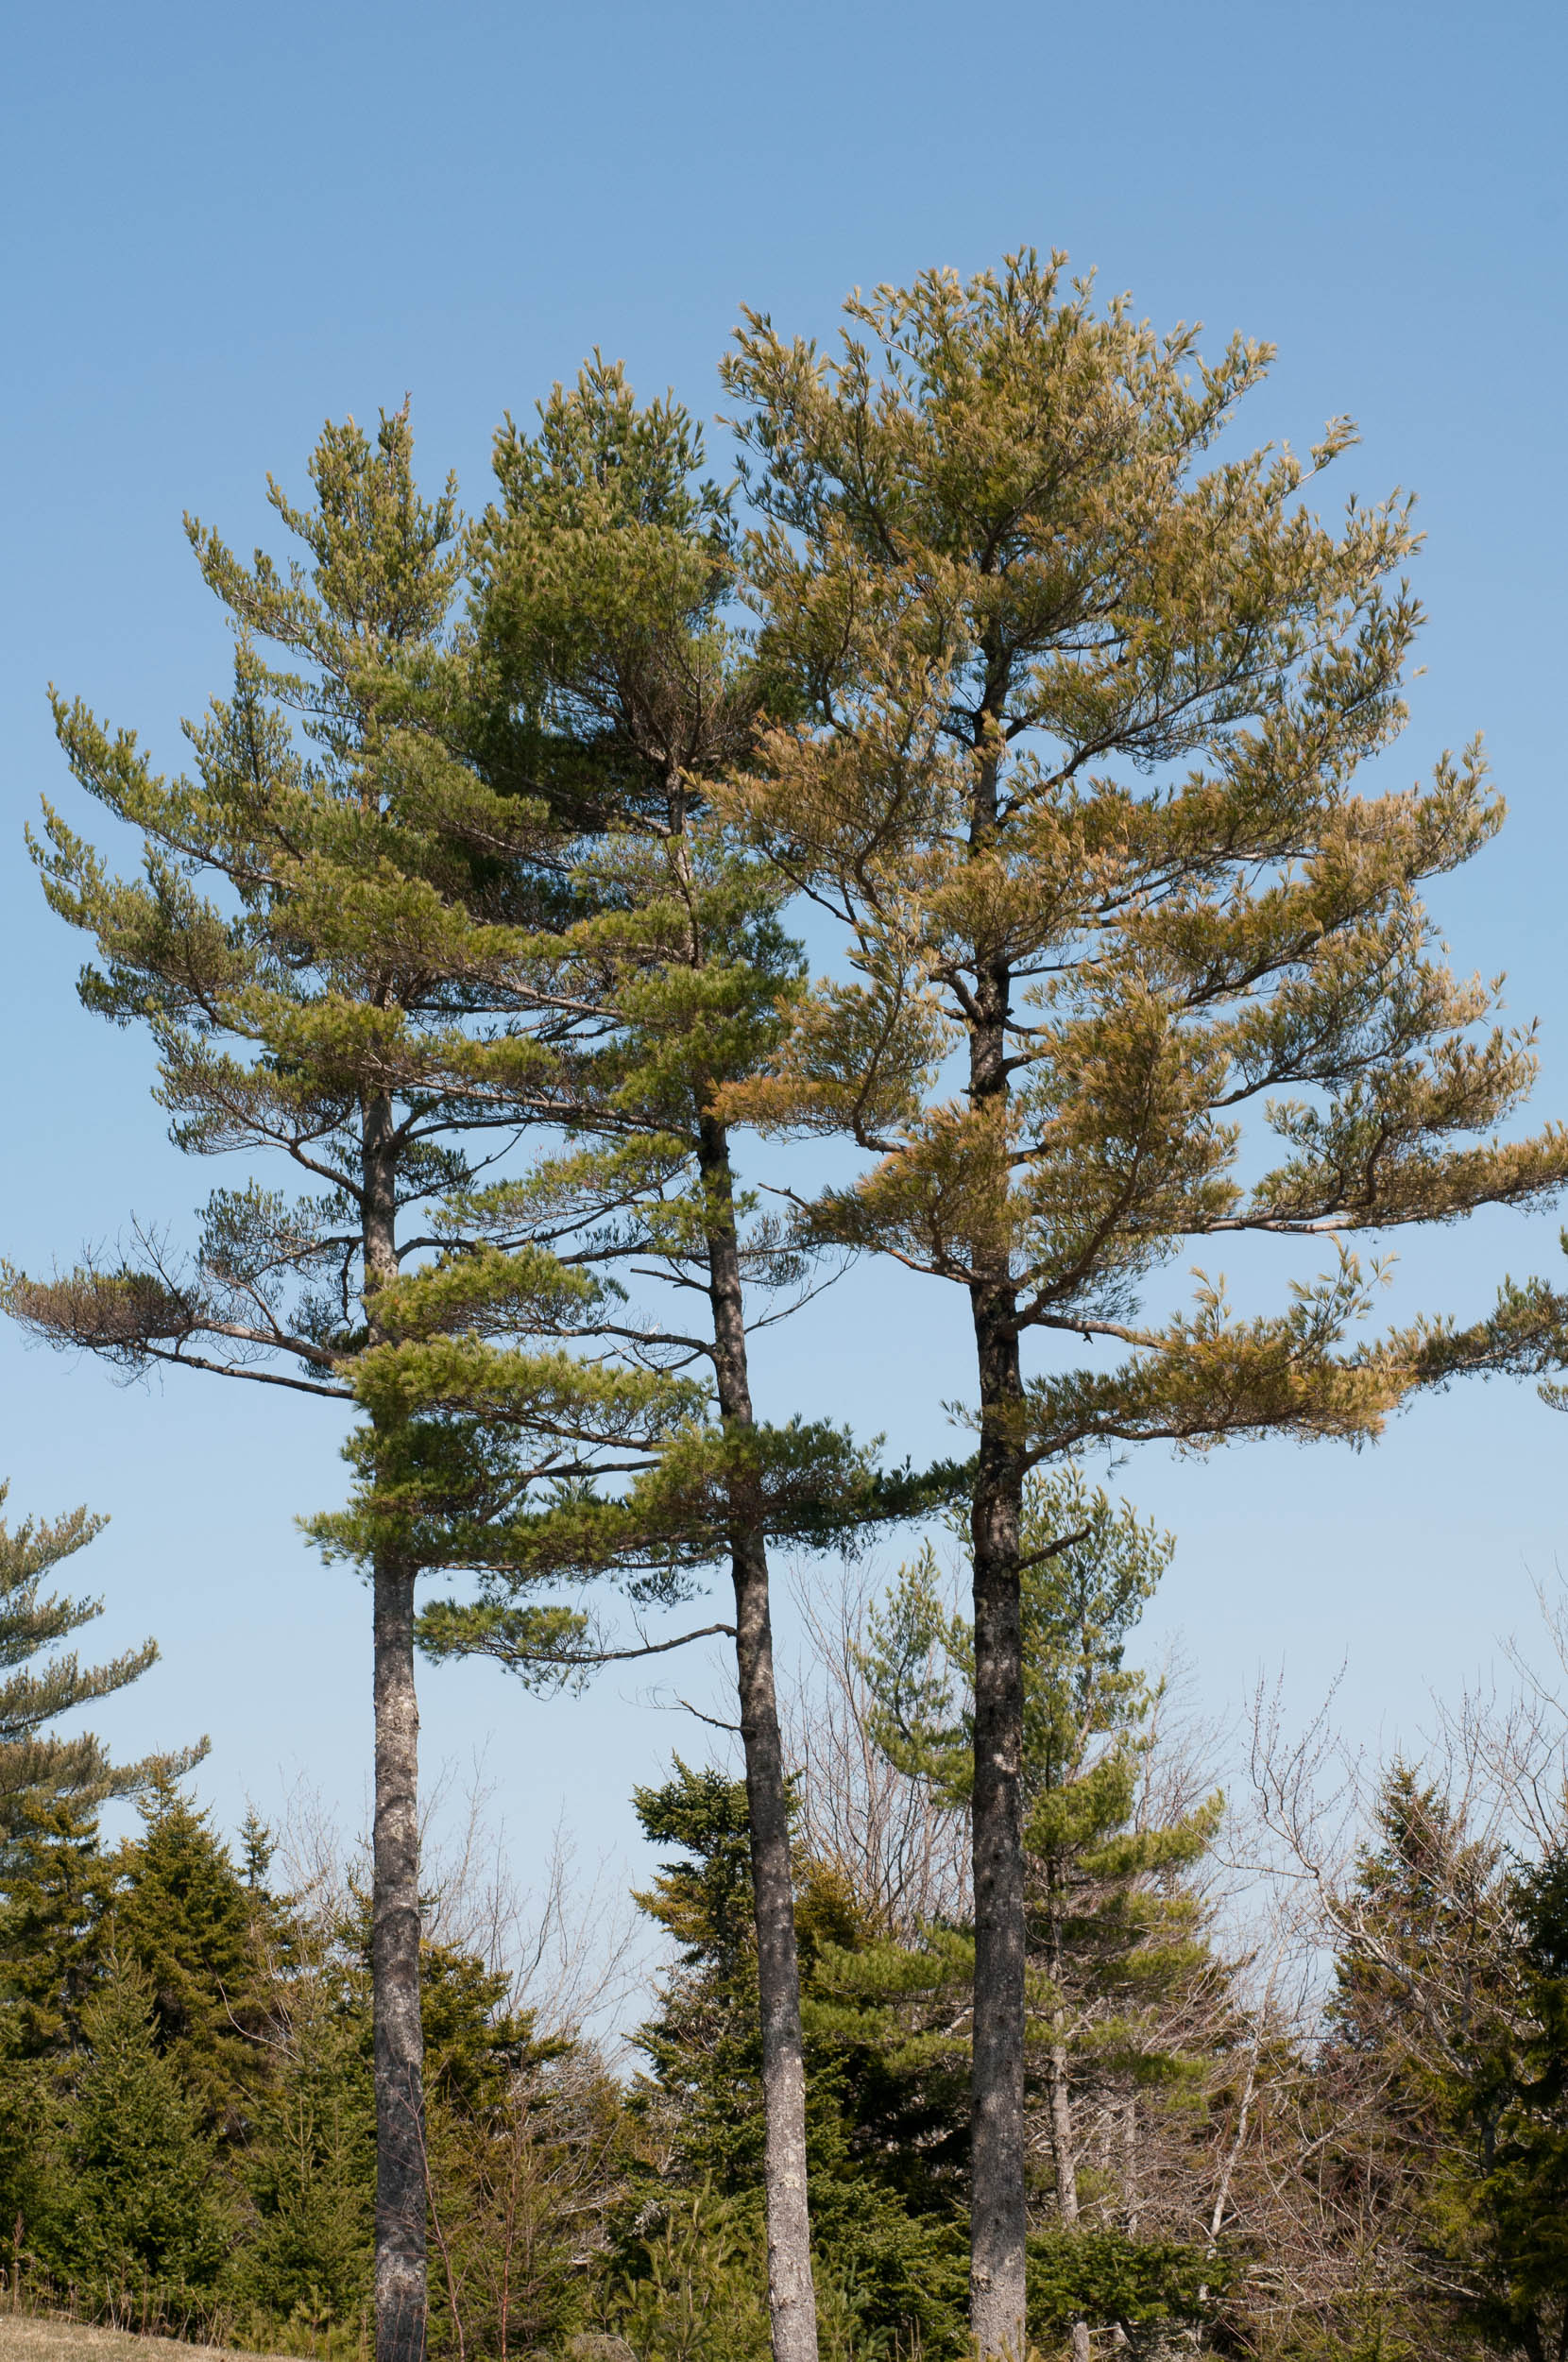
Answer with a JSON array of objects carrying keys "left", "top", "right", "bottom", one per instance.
[
  {"left": 966, "top": 718, "right": 1031, "bottom": 2354},
  {"left": 372, "top": 1554, "right": 427, "bottom": 2362},
  {"left": 700, "top": 1116, "right": 819, "bottom": 2362},
  {"left": 969, "top": 1291, "right": 1029, "bottom": 2360},
  {"left": 364, "top": 1096, "right": 428, "bottom": 2362}
]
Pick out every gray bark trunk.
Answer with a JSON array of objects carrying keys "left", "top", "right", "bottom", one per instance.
[
  {"left": 700, "top": 1116, "right": 819, "bottom": 2362},
  {"left": 372, "top": 1555, "right": 426, "bottom": 2362},
  {"left": 966, "top": 811, "right": 1031, "bottom": 2353},
  {"left": 969, "top": 1291, "right": 1029, "bottom": 2359},
  {"left": 365, "top": 1094, "right": 427, "bottom": 2362}
]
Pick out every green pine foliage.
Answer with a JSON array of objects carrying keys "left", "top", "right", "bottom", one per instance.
[
  {"left": 1, "top": 402, "right": 676, "bottom": 1629},
  {"left": 718, "top": 249, "right": 1568, "bottom": 2347},
  {"left": 0, "top": 1483, "right": 199, "bottom": 1837},
  {"left": 372, "top": 358, "right": 929, "bottom": 1640},
  {"left": 827, "top": 1470, "right": 1226, "bottom": 2153},
  {"left": 810, "top": 1470, "right": 1229, "bottom": 2349},
  {"left": 0, "top": 400, "right": 710, "bottom": 2355}
]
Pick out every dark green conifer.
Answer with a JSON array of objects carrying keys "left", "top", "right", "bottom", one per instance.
[
  {"left": 236, "top": 1931, "right": 376, "bottom": 2346},
  {"left": 60, "top": 1954, "right": 231, "bottom": 2300},
  {"left": 0, "top": 1481, "right": 199, "bottom": 2063},
  {"left": 0, "top": 1794, "right": 106, "bottom": 2059},
  {"left": 1467, "top": 1852, "right": 1568, "bottom": 2357},
  {"left": 104, "top": 1774, "right": 275, "bottom": 2141}
]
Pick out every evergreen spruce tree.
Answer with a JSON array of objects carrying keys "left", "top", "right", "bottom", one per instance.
[
  {"left": 1465, "top": 1851, "right": 1568, "bottom": 2359},
  {"left": 719, "top": 249, "right": 1568, "bottom": 2352},
  {"left": 0, "top": 1484, "right": 196, "bottom": 2285},
  {"left": 0, "top": 408, "right": 666, "bottom": 2362},
  {"left": 104, "top": 1774, "right": 277, "bottom": 2142},
  {"left": 0, "top": 1794, "right": 104, "bottom": 2061},
  {"left": 1317, "top": 1765, "right": 1523, "bottom": 2357},
  {"left": 235, "top": 1915, "right": 376, "bottom": 2345},
  {"left": 60, "top": 1953, "right": 231, "bottom": 2303}
]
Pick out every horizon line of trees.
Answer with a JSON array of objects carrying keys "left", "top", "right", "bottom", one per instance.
[
  {"left": 4, "top": 1470, "right": 1568, "bottom": 2361},
  {"left": 7, "top": 242, "right": 1568, "bottom": 2361}
]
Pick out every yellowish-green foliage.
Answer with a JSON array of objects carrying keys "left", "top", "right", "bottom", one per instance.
[{"left": 718, "top": 248, "right": 1568, "bottom": 1448}]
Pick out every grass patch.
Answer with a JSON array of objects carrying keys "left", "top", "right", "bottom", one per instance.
[{"left": 0, "top": 2319, "right": 306, "bottom": 2362}]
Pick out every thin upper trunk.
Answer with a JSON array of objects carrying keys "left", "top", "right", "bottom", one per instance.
[
  {"left": 365, "top": 1094, "right": 427, "bottom": 2362},
  {"left": 699, "top": 1112, "right": 819, "bottom": 2362},
  {"left": 1047, "top": 2063, "right": 1090, "bottom": 2362},
  {"left": 1050, "top": 2035, "right": 1092, "bottom": 2361}
]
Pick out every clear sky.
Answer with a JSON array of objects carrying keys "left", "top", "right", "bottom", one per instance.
[{"left": 2, "top": 0, "right": 1565, "bottom": 1919}]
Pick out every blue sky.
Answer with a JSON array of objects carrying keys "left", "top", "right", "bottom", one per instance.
[{"left": 2, "top": 0, "right": 1565, "bottom": 1905}]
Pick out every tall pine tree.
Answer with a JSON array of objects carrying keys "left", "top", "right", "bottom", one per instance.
[
  {"left": 720, "top": 249, "right": 1568, "bottom": 2353},
  {"left": 398, "top": 359, "right": 933, "bottom": 2362},
  {"left": 0, "top": 408, "right": 646, "bottom": 2362}
]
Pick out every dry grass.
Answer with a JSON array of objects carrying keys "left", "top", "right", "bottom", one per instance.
[{"left": 0, "top": 2319, "right": 306, "bottom": 2362}]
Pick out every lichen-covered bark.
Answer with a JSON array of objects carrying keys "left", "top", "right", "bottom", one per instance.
[
  {"left": 366, "top": 1097, "right": 427, "bottom": 2362},
  {"left": 965, "top": 725, "right": 1032, "bottom": 2353},
  {"left": 969, "top": 1285, "right": 1029, "bottom": 2360},
  {"left": 372, "top": 1556, "right": 426, "bottom": 2362}
]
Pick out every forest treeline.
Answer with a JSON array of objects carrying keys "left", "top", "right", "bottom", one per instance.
[
  {"left": 6, "top": 245, "right": 1568, "bottom": 2361},
  {"left": 3, "top": 1471, "right": 1568, "bottom": 2361}
]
